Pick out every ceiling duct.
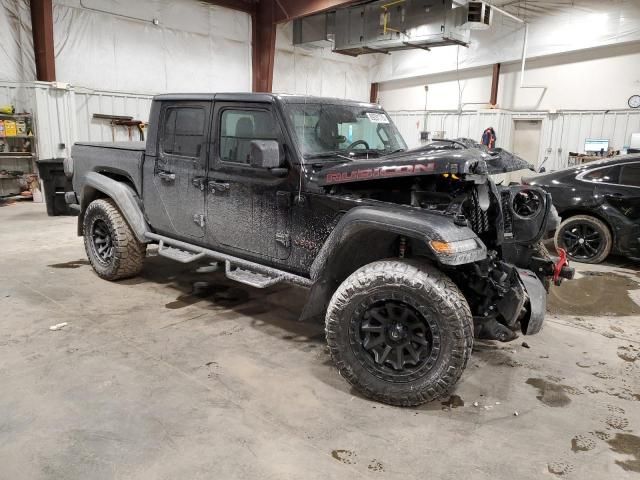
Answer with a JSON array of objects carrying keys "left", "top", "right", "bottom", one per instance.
[
  {"left": 463, "top": 1, "right": 492, "bottom": 30},
  {"left": 335, "top": 0, "right": 471, "bottom": 56},
  {"left": 292, "top": 11, "right": 336, "bottom": 48}
]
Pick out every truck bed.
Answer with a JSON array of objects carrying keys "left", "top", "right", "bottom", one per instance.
[{"left": 71, "top": 141, "right": 147, "bottom": 195}]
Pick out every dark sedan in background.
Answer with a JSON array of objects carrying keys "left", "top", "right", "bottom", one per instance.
[{"left": 525, "top": 155, "right": 640, "bottom": 263}]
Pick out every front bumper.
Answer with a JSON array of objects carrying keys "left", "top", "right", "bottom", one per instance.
[{"left": 517, "top": 269, "right": 546, "bottom": 335}]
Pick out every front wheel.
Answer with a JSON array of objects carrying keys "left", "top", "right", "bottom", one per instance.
[
  {"left": 325, "top": 260, "right": 473, "bottom": 406},
  {"left": 554, "top": 215, "right": 612, "bottom": 264},
  {"left": 83, "top": 198, "right": 146, "bottom": 280}
]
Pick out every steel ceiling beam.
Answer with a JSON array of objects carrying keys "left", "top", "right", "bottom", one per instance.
[
  {"left": 273, "top": 0, "right": 364, "bottom": 22},
  {"left": 30, "top": 0, "right": 56, "bottom": 81},
  {"left": 201, "top": 0, "right": 257, "bottom": 15},
  {"left": 204, "top": 1, "right": 363, "bottom": 92},
  {"left": 252, "top": 1, "right": 277, "bottom": 92}
]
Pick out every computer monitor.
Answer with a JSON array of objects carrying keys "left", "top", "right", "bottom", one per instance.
[{"left": 584, "top": 138, "right": 609, "bottom": 152}]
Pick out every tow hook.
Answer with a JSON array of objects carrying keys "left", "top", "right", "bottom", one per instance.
[{"left": 553, "top": 248, "right": 575, "bottom": 286}]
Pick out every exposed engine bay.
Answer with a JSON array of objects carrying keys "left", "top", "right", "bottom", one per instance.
[{"left": 325, "top": 164, "right": 571, "bottom": 342}]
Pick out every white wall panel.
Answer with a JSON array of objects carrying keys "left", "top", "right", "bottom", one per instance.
[
  {"left": 388, "top": 108, "right": 640, "bottom": 174},
  {"left": 52, "top": 0, "right": 252, "bottom": 93},
  {"left": 273, "top": 23, "right": 372, "bottom": 101},
  {"left": 0, "top": 0, "right": 35, "bottom": 82}
]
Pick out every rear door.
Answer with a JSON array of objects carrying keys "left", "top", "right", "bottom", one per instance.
[
  {"left": 205, "top": 102, "right": 292, "bottom": 261},
  {"left": 148, "top": 101, "right": 211, "bottom": 239}
]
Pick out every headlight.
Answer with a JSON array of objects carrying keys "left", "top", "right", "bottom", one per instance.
[
  {"left": 429, "top": 238, "right": 487, "bottom": 265},
  {"left": 430, "top": 238, "right": 480, "bottom": 255}
]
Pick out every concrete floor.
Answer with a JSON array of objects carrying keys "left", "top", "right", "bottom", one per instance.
[{"left": 1, "top": 202, "right": 639, "bottom": 479}]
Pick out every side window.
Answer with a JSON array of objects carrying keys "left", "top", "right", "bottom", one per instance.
[
  {"left": 583, "top": 166, "right": 619, "bottom": 183},
  {"left": 619, "top": 163, "right": 640, "bottom": 187},
  {"left": 162, "top": 107, "right": 205, "bottom": 158},
  {"left": 219, "top": 109, "right": 277, "bottom": 164}
]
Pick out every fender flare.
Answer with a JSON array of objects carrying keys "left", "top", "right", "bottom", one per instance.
[
  {"left": 300, "top": 205, "right": 485, "bottom": 322},
  {"left": 79, "top": 171, "right": 150, "bottom": 243},
  {"left": 310, "top": 205, "right": 484, "bottom": 280}
]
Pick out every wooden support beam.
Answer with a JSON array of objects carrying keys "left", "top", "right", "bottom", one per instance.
[
  {"left": 30, "top": 0, "right": 56, "bottom": 81},
  {"left": 490, "top": 63, "right": 501, "bottom": 107}
]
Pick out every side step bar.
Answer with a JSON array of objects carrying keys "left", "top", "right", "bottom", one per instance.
[
  {"left": 225, "top": 261, "right": 282, "bottom": 289},
  {"left": 146, "top": 232, "right": 312, "bottom": 288},
  {"left": 158, "top": 240, "right": 206, "bottom": 263}
]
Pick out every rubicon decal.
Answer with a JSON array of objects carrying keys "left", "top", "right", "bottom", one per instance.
[{"left": 325, "top": 163, "right": 436, "bottom": 183}]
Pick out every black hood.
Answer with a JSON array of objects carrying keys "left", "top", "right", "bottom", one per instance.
[{"left": 312, "top": 139, "right": 533, "bottom": 186}]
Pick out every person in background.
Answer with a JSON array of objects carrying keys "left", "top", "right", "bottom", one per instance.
[{"left": 481, "top": 127, "right": 496, "bottom": 149}]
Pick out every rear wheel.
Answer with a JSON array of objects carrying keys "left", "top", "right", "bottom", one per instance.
[
  {"left": 325, "top": 260, "right": 473, "bottom": 406},
  {"left": 83, "top": 198, "right": 146, "bottom": 280},
  {"left": 554, "top": 215, "right": 612, "bottom": 264}
]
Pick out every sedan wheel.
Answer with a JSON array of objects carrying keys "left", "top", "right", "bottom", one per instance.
[{"left": 555, "top": 215, "right": 612, "bottom": 264}]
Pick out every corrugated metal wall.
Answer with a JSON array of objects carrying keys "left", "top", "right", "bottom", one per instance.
[
  {"left": 388, "top": 109, "right": 640, "bottom": 172},
  {"left": 4, "top": 80, "right": 640, "bottom": 172},
  {"left": 0, "top": 81, "right": 153, "bottom": 161}
]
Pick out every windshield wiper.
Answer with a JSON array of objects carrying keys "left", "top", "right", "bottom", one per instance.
[{"left": 304, "top": 151, "right": 353, "bottom": 161}]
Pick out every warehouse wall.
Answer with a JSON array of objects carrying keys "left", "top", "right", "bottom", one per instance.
[
  {"left": 52, "top": 0, "right": 252, "bottom": 93},
  {"left": 378, "top": 42, "right": 640, "bottom": 112},
  {"left": 272, "top": 23, "right": 372, "bottom": 102},
  {"left": 0, "top": 0, "right": 35, "bottom": 83}
]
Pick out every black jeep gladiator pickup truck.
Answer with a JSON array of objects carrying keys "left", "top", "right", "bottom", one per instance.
[{"left": 64, "top": 93, "right": 572, "bottom": 406}]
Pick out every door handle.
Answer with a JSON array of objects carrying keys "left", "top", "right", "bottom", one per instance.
[
  {"left": 208, "top": 180, "right": 230, "bottom": 193},
  {"left": 192, "top": 177, "right": 206, "bottom": 191},
  {"left": 158, "top": 171, "right": 176, "bottom": 182}
]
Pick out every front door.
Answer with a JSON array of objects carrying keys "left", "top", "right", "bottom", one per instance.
[
  {"left": 148, "top": 101, "right": 211, "bottom": 239},
  {"left": 205, "top": 102, "right": 292, "bottom": 261}
]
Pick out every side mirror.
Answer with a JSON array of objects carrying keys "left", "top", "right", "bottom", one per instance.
[{"left": 250, "top": 140, "right": 284, "bottom": 170}]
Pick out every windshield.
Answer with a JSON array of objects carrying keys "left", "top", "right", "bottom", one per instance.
[{"left": 283, "top": 103, "right": 407, "bottom": 161}]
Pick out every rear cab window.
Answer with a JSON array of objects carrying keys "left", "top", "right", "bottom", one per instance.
[{"left": 161, "top": 106, "right": 206, "bottom": 158}]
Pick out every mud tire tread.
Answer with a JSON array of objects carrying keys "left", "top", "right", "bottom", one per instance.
[
  {"left": 83, "top": 198, "right": 146, "bottom": 280},
  {"left": 325, "top": 259, "right": 473, "bottom": 407}
]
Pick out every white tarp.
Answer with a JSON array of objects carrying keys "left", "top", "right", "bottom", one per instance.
[
  {"left": 371, "top": 0, "right": 640, "bottom": 83},
  {"left": 0, "top": 0, "right": 35, "bottom": 82},
  {"left": 53, "top": 0, "right": 252, "bottom": 93},
  {"left": 273, "top": 23, "right": 372, "bottom": 102}
]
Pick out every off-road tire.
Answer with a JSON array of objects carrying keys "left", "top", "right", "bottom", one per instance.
[
  {"left": 83, "top": 198, "right": 146, "bottom": 280},
  {"left": 554, "top": 215, "right": 612, "bottom": 264},
  {"left": 325, "top": 259, "right": 473, "bottom": 407}
]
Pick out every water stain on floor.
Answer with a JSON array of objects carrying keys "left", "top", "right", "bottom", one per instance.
[
  {"left": 548, "top": 272, "right": 640, "bottom": 316},
  {"left": 606, "top": 433, "right": 640, "bottom": 473},
  {"left": 331, "top": 449, "right": 357, "bottom": 465},
  {"left": 165, "top": 283, "right": 249, "bottom": 309},
  {"left": 525, "top": 378, "right": 572, "bottom": 407},
  {"left": 48, "top": 259, "right": 90, "bottom": 269}
]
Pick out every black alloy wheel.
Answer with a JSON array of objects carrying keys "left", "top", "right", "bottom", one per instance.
[
  {"left": 554, "top": 215, "right": 612, "bottom": 264},
  {"left": 91, "top": 218, "right": 114, "bottom": 264},
  {"left": 561, "top": 223, "right": 603, "bottom": 260},
  {"left": 353, "top": 298, "right": 440, "bottom": 382}
]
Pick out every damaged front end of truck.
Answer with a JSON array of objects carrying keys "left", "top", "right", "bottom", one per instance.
[{"left": 312, "top": 139, "right": 574, "bottom": 342}]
